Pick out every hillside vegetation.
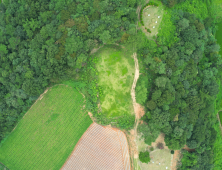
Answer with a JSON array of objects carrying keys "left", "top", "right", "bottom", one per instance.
[
  {"left": 135, "top": 0, "right": 222, "bottom": 169},
  {"left": 0, "top": 0, "right": 222, "bottom": 169}
]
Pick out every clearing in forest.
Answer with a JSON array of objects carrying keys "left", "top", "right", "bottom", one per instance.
[
  {"left": 0, "top": 85, "right": 92, "bottom": 170},
  {"left": 135, "top": 133, "right": 172, "bottom": 170},
  {"left": 61, "top": 122, "right": 130, "bottom": 170},
  {"left": 141, "top": 5, "right": 164, "bottom": 38},
  {"left": 95, "top": 45, "right": 135, "bottom": 118}
]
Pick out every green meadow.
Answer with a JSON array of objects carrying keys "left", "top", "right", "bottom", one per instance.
[
  {"left": 216, "top": 22, "right": 222, "bottom": 56},
  {"left": 142, "top": 4, "right": 164, "bottom": 38},
  {"left": 95, "top": 46, "right": 135, "bottom": 118},
  {"left": 0, "top": 85, "right": 92, "bottom": 170}
]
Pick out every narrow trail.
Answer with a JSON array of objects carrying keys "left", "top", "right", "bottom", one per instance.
[
  {"left": 131, "top": 53, "right": 141, "bottom": 137},
  {"left": 129, "top": 52, "right": 145, "bottom": 170}
]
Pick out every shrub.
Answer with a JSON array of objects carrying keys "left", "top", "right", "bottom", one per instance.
[
  {"left": 171, "top": 150, "right": 174, "bottom": 154},
  {"left": 147, "top": 28, "right": 151, "bottom": 33},
  {"left": 139, "top": 151, "right": 151, "bottom": 163},
  {"left": 150, "top": 147, "right": 154, "bottom": 151}
]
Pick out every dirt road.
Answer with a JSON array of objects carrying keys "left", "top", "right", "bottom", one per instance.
[{"left": 129, "top": 53, "right": 146, "bottom": 170}]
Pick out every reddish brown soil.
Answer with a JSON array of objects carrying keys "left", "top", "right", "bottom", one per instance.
[{"left": 171, "top": 150, "right": 181, "bottom": 170}]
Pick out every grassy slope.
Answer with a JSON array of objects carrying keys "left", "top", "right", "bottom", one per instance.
[
  {"left": 0, "top": 85, "right": 92, "bottom": 170},
  {"left": 95, "top": 45, "right": 135, "bottom": 118},
  {"left": 142, "top": 4, "right": 164, "bottom": 38}
]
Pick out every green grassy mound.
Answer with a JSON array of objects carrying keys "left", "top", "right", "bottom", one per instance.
[
  {"left": 141, "top": 4, "right": 164, "bottom": 39},
  {"left": 95, "top": 46, "right": 135, "bottom": 118},
  {"left": 0, "top": 85, "right": 92, "bottom": 170}
]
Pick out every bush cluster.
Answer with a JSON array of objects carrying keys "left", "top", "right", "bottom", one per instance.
[
  {"left": 139, "top": 151, "right": 151, "bottom": 163},
  {"left": 145, "top": 27, "right": 151, "bottom": 33}
]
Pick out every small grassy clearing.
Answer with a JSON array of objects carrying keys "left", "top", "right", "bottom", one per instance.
[
  {"left": 140, "top": 149, "right": 171, "bottom": 170},
  {"left": 95, "top": 45, "right": 135, "bottom": 118},
  {"left": 141, "top": 4, "right": 164, "bottom": 39},
  {"left": 0, "top": 85, "right": 92, "bottom": 170}
]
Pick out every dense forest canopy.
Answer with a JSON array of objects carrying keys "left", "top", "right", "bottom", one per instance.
[
  {"left": 135, "top": 0, "right": 222, "bottom": 169},
  {"left": 0, "top": 0, "right": 140, "bottom": 142}
]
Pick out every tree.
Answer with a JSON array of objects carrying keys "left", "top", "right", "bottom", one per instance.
[
  {"left": 65, "top": 35, "right": 83, "bottom": 54},
  {"left": 75, "top": 53, "right": 88, "bottom": 69},
  {"left": 139, "top": 151, "right": 151, "bottom": 163},
  {"left": 99, "top": 30, "right": 111, "bottom": 44},
  {"left": 155, "top": 76, "right": 169, "bottom": 88},
  {"left": 168, "top": 0, "right": 177, "bottom": 8},
  {"left": 152, "top": 90, "right": 162, "bottom": 101},
  {"left": 146, "top": 100, "right": 157, "bottom": 110},
  {"left": 0, "top": 44, "right": 8, "bottom": 56},
  {"left": 178, "top": 18, "right": 190, "bottom": 30}
]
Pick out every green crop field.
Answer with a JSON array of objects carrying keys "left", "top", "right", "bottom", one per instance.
[
  {"left": 95, "top": 46, "right": 135, "bottom": 118},
  {"left": 0, "top": 84, "right": 92, "bottom": 170}
]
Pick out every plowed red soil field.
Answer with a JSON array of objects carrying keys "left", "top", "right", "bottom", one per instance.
[{"left": 61, "top": 122, "right": 131, "bottom": 170}]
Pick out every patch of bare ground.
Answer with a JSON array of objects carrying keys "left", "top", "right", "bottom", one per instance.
[
  {"left": 88, "top": 112, "right": 96, "bottom": 122},
  {"left": 171, "top": 150, "right": 182, "bottom": 170},
  {"left": 90, "top": 45, "right": 104, "bottom": 55},
  {"left": 127, "top": 52, "right": 147, "bottom": 170},
  {"left": 150, "top": 133, "right": 169, "bottom": 150},
  {"left": 217, "top": 112, "right": 222, "bottom": 134},
  {"left": 183, "top": 145, "right": 195, "bottom": 152},
  {"left": 61, "top": 123, "right": 131, "bottom": 170}
]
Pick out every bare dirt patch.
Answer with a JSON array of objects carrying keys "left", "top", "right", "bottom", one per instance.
[
  {"left": 90, "top": 45, "right": 104, "bottom": 55},
  {"left": 150, "top": 133, "right": 169, "bottom": 150},
  {"left": 88, "top": 112, "right": 96, "bottom": 122},
  {"left": 171, "top": 150, "right": 182, "bottom": 170},
  {"left": 61, "top": 123, "right": 131, "bottom": 170}
]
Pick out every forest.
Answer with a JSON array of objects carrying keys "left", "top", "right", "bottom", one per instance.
[
  {"left": 0, "top": 0, "right": 139, "bottom": 142},
  {"left": 135, "top": 0, "right": 222, "bottom": 169},
  {"left": 0, "top": 0, "right": 222, "bottom": 169}
]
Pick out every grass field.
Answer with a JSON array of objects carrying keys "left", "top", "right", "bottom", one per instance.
[
  {"left": 0, "top": 84, "right": 92, "bottom": 170},
  {"left": 140, "top": 149, "right": 171, "bottom": 170},
  {"left": 219, "top": 111, "right": 222, "bottom": 124},
  {"left": 142, "top": 5, "right": 164, "bottom": 39},
  {"left": 216, "top": 22, "right": 222, "bottom": 56},
  {"left": 95, "top": 45, "right": 135, "bottom": 118},
  {"left": 0, "top": 163, "right": 9, "bottom": 170}
]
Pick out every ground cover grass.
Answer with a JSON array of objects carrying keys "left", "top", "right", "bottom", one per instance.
[
  {"left": 0, "top": 84, "right": 92, "bottom": 170},
  {"left": 216, "top": 22, "right": 222, "bottom": 56},
  {"left": 157, "top": 0, "right": 210, "bottom": 47},
  {"left": 141, "top": 2, "right": 164, "bottom": 40},
  {"left": 0, "top": 162, "right": 9, "bottom": 170},
  {"left": 140, "top": 149, "right": 171, "bottom": 170},
  {"left": 173, "top": 0, "right": 209, "bottom": 20},
  {"left": 219, "top": 111, "right": 222, "bottom": 124},
  {"left": 94, "top": 45, "right": 135, "bottom": 118},
  {"left": 156, "top": 7, "right": 178, "bottom": 47}
]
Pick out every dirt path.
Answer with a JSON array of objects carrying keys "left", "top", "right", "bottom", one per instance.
[
  {"left": 128, "top": 53, "right": 146, "bottom": 170},
  {"left": 130, "top": 53, "right": 142, "bottom": 138},
  {"left": 216, "top": 111, "right": 222, "bottom": 133},
  {"left": 171, "top": 150, "right": 181, "bottom": 170}
]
